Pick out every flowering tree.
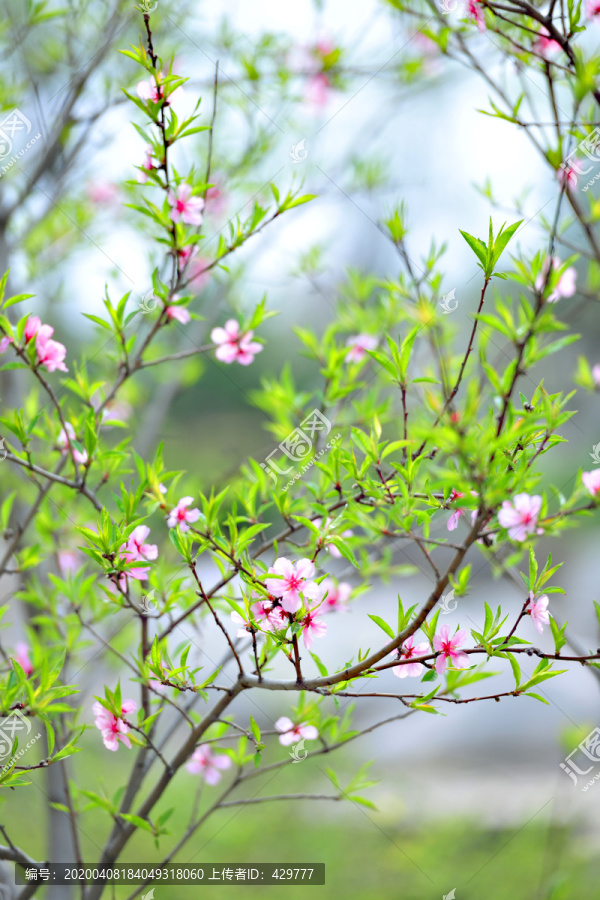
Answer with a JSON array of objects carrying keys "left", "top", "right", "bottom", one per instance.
[{"left": 1, "top": 1, "right": 600, "bottom": 897}]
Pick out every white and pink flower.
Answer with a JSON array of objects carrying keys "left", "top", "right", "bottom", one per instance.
[
  {"left": 13, "top": 642, "right": 33, "bottom": 676},
  {"left": 432, "top": 625, "right": 469, "bottom": 675},
  {"left": 166, "top": 496, "right": 200, "bottom": 532},
  {"left": 57, "top": 548, "right": 82, "bottom": 575},
  {"left": 345, "top": 334, "right": 377, "bottom": 363},
  {"left": 275, "top": 717, "right": 319, "bottom": 746},
  {"left": 136, "top": 73, "right": 184, "bottom": 106},
  {"left": 532, "top": 28, "right": 562, "bottom": 58},
  {"left": 35, "top": 324, "right": 68, "bottom": 373},
  {"left": 301, "top": 605, "right": 327, "bottom": 649},
  {"left": 87, "top": 181, "right": 119, "bottom": 204},
  {"left": 320, "top": 578, "right": 351, "bottom": 613},
  {"left": 528, "top": 592, "right": 550, "bottom": 634},
  {"left": 166, "top": 305, "right": 191, "bottom": 324},
  {"left": 535, "top": 258, "right": 577, "bottom": 303},
  {"left": 186, "top": 745, "right": 231, "bottom": 784},
  {"left": 313, "top": 517, "right": 354, "bottom": 557},
  {"left": 447, "top": 489, "right": 478, "bottom": 531},
  {"left": 582, "top": 470, "right": 600, "bottom": 496},
  {"left": 498, "top": 493, "right": 543, "bottom": 542},
  {"left": 210, "top": 319, "right": 263, "bottom": 366},
  {"left": 265, "top": 557, "right": 318, "bottom": 613},
  {"left": 250, "top": 599, "right": 288, "bottom": 631},
  {"left": 138, "top": 145, "right": 159, "bottom": 184},
  {"left": 467, "top": 0, "right": 486, "bottom": 32},
  {"left": 392, "top": 635, "right": 430, "bottom": 678},
  {"left": 25, "top": 316, "right": 41, "bottom": 343},
  {"left": 57, "top": 422, "right": 88, "bottom": 465},
  {"left": 168, "top": 184, "right": 204, "bottom": 226},
  {"left": 93, "top": 699, "right": 137, "bottom": 751},
  {"left": 0, "top": 335, "right": 13, "bottom": 353},
  {"left": 118, "top": 525, "right": 158, "bottom": 583},
  {"left": 558, "top": 163, "right": 578, "bottom": 191}
]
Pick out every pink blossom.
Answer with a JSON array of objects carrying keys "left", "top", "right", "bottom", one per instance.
[
  {"left": 186, "top": 745, "right": 231, "bottom": 784},
  {"left": 93, "top": 699, "right": 137, "bottom": 751},
  {"left": 582, "top": 470, "right": 600, "bottom": 496},
  {"left": 57, "top": 423, "right": 88, "bottom": 465},
  {"left": 587, "top": 0, "right": 600, "bottom": 16},
  {"left": 167, "top": 184, "right": 205, "bottom": 226},
  {"left": 0, "top": 335, "right": 13, "bottom": 353},
  {"left": 447, "top": 489, "right": 478, "bottom": 531},
  {"left": 138, "top": 145, "right": 158, "bottom": 184},
  {"left": 250, "top": 599, "right": 288, "bottom": 631},
  {"left": 13, "top": 642, "right": 33, "bottom": 676},
  {"left": 528, "top": 592, "right": 550, "bottom": 634},
  {"left": 210, "top": 319, "right": 263, "bottom": 366},
  {"left": 178, "top": 245, "right": 195, "bottom": 266},
  {"left": 231, "top": 609, "right": 253, "bottom": 638},
  {"left": 592, "top": 364, "right": 600, "bottom": 386},
  {"left": 532, "top": 28, "right": 562, "bottom": 58},
  {"left": 178, "top": 249, "right": 210, "bottom": 289},
  {"left": 432, "top": 625, "right": 470, "bottom": 675},
  {"left": 166, "top": 305, "right": 191, "bottom": 324},
  {"left": 307, "top": 72, "right": 331, "bottom": 106},
  {"left": 498, "top": 493, "right": 543, "bottom": 542},
  {"left": 24, "top": 315, "right": 41, "bottom": 342},
  {"left": 206, "top": 183, "right": 227, "bottom": 217},
  {"left": 313, "top": 516, "right": 354, "bottom": 557},
  {"left": 535, "top": 258, "right": 577, "bottom": 303},
  {"left": 136, "top": 73, "right": 184, "bottom": 106},
  {"left": 101, "top": 399, "right": 133, "bottom": 425},
  {"left": 189, "top": 256, "right": 211, "bottom": 289},
  {"left": 35, "top": 324, "right": 68, "bottom": 373},
  {"left": 558, "top": 163, "right": 578, "bottom": 191},
  {"left": 392, "top": 636, "right": 430, "bottom": 678},
  {"left": 118, "top": 525, "right": 158, "bottom": 583},
  {"left": 149, "top": 678, "right": 168, "bottom": 696},
  {"left": 467, "top": 0, "right": 486, "bottom": 32},
  {"left": 57, "top": 549, "right": 81, "bottom": 575},
  {"left": 265, "top": 557, "right": 318, "bottom": 613},
  {"left": 345, "top": 334, "right": 377, "bottom": 363},
  {"left": 166, "top": 496, "right": 200, "bottom": 532},
  {"left": 87, "top": 181, "right": 119, "bottom": 204},
  {"left": 301, "top": 605, "right": 327, "bottom": 649},
  {"left": 320, "top": 578, "right": 351, "bottom": 613},
  {"left": 275, "top": 716, "right": 319, "bottom": 746}
]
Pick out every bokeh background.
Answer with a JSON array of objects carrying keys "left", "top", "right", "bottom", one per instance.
[{"left": 1, "top": 0, "right": 600, "bottom": 897}]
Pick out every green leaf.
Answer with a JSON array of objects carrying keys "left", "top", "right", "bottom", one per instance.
[{"left": 368, "top": 615, "right": 395, "bottom": 639}]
